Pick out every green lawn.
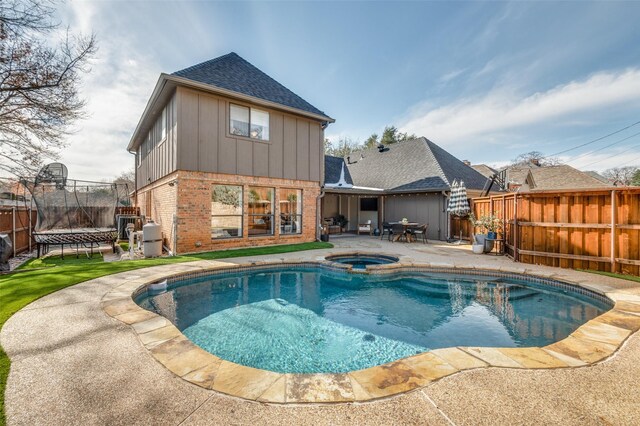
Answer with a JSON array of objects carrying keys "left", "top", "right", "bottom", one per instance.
[
  {"left": 578, "top": 269, "right": 640, "bottom": 283},
  {"left": 0, "top": 241, "right": 331, "bottom": 425}
]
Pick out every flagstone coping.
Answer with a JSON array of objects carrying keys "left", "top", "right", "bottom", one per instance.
[{"left": 101, "top": 258, "right": 640, "bottom": 404}]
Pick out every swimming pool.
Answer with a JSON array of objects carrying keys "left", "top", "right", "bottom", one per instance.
[{"left": 135, "top": 265, "right": 611, "bottom": 374}]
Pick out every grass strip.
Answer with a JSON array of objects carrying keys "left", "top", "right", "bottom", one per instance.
[
  {"left": 0, "top": 241, "right": 331, "bottom": 425},
  {"left": 577, "top": 269, "right": 640, "bottom": 283}
]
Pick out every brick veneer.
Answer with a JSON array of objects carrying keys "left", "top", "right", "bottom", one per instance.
[
  {"left": 136, "top": 171, "right": 320, "bottom": 254},
  {"left": 136, "top": 174, "right": 178, "bottom": 251}
]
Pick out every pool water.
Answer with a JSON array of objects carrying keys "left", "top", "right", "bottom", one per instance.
[
  {"left": 136, "top": 267, "right": 610, "bottom": 374},
  {"left": 327, "top": 254, "right": 398, "bottom": 269}
]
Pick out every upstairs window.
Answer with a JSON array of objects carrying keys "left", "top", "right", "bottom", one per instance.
[{"left": 230, "top": 104, "right": 269, "bottom": 141}]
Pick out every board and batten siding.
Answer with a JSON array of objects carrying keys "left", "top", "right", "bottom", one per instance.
[
  {"left": 175, "top": 87, "right": 325, "bottom": 183},
  {"left": 384, "top": 194, "right": 447, "bottom": 241},
  {"left": 136, "top": 92, "right": 178, "bottom": 188}
]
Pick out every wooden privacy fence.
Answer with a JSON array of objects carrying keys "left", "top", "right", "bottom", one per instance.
[
  {"left": 467, "top": 188, "right": 640, "bottom": 276},
  {"left": 0, "top": 207, "right": 37, "bottom": 258}
]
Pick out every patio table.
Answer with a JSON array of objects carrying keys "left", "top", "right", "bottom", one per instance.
[{"left": 389, "top": 222, "right": 419, "bottom": 242}]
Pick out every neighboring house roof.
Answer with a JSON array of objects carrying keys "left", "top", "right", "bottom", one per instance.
[
  {"left": 503, "top": 163, "right": 612, "bottom": 191},
  {"left": 324, "top": 155, "right": 354, "bottom": 187},
  {"left": 471, "top": 164, "right": 497, "bottom": 178},
  {"left": 504, "top": 165, "right": 538, "bottom": 187},
  {"left": 333, "top": 138, "right": 489, "bottom": 192},
  {"left": 524, "top": 165, "right": 612, "bottom": 190},
  {"left": 173, "top": 52, "right": 329, "bottom": 119},
  {"left": 585, "top": 170, "right": 611, "bottom": 184}
]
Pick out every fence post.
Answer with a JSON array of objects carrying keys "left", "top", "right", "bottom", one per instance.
[
  {"left": 28, "top": 207, "right": 32, "bottom": 252},
  {"left": 514, "top": 195, "right": 518, "bottom": 262},
  {"left": 611, "top": 189, "right": 616, "bottom": 272},
  {"left": 502, "top": 195, "right": 506, "bottom": 241},
  {"left": 12, "top": 206, "right": 16, "bottom": 257}
]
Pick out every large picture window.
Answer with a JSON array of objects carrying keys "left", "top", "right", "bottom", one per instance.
[
  {"left": 230, "top": 104, "right": 269, "bottom": 141},
  {"left": 280, "top": 189, "right": 302, "bottom": 235},
  {"left": 212, "top": 185, "right": 243, "bottom": 239},
  {"left": 248, "top": 186, "right": 274, "bottom": 236}
]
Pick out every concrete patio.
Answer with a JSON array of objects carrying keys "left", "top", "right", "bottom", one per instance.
[{"left": 2, "top": 236, "right": 640, "bottom": 425}]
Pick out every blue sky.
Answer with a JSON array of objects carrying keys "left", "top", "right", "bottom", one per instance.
[{"left": 58, "top": 1, "right": 640, "bottom": 180}]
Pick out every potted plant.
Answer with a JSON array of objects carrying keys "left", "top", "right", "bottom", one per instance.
[
  {"left": 336, "top": 214, "right": 349, "bottom": 232},
  {"left": 468, "top": 214, "right": 503, "bottom": 252}
]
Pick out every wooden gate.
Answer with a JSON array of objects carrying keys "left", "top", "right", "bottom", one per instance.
[{"left": 0, "top": 207, "right": 37, "bottom": 257}]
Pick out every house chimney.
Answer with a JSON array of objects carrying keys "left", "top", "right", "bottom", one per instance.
[{"left": 463, "top": 160, "right": 471, "bottom": 166}]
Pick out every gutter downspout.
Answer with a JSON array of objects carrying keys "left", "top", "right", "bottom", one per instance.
[
  {"left": 128, "top": 148, "right": 138, "bottom": 207},
  {"left": 317, "top": 189, "right": 326, "bottom": 241},
  {"left": 443, "top": 190, "right": 450, "bottom": 241}
]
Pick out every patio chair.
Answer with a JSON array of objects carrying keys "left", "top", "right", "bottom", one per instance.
[
  {"left": 358, "top": 219, "right": 372, "bottom": 235},
  {"left": 391, "top": 223, "right": 406, "bottom": 242},
  {"left": 412, "top": 224, "right": 428, "bottom": 244},
  {"left": 380, "top": 221, "right": 393, "bottom": 240}
]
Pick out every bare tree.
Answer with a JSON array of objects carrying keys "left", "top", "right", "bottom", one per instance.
[
  {"left": 602, "top": 166, "right": 639, "bottom": 186},
  {"left": 113, "top": 169, "right": 134, "bottom": 186},
  {"left": 0, "top": 0, "right": 97, "bottom": 177},
  {"left": 325, "top": 137, "right": 362, "bottom": 157},
  {"left": 510, "top": 151, "right": 562, "bottom": 167}
]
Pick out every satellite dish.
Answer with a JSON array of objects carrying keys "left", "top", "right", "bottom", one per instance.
[{"left": 35, "top": 163, "right": 68, "bottom": 188}]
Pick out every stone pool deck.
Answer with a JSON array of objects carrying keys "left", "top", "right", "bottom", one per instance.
[{"left": 2, "top": 236, "right": 640, "bottom": 425}]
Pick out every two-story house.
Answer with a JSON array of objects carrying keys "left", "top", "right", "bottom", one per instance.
[{"left": 127, "top": 52, "right": 333, "bottom": 254}]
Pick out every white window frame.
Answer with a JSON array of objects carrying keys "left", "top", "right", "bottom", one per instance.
[{"left": 229, "top": 103, "right": 270, "bottom": 141}]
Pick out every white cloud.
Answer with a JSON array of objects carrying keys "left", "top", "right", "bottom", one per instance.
[
  {"left": 399, "top": 69, "right": 640, "bottom": 147},
  {"left": 439, "top": 68, "right": 466, "bottom": 84},
  {"left": 56, "top": 2, "right": 161, "bottom": 181}
]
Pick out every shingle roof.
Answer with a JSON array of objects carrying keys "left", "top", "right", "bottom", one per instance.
[
  {"left": 324, "top": 155, "right": 353, "bottom": 186},
  {"left": 173, "top": 52, "right": 330, "bottom": 119},
  {"left": 527, "top": 165, "right": 612, "bottom": 190},
  {"left": 501, "top": 163, "right": 611, "bottom": 190},
  {"left": 504, "top": 166, "right": 534, "bottom": 187},
  {"left": 585, "top": 170, "right": 610, "bottom": 184},
  {"left": 471, "top": 164, "right": 497, "bottom": 178},
  {"left": 336, "top": 138, "right": 489, "bottom": 192}
]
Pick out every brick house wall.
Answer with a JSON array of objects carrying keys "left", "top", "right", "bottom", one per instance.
[
  {"left": 136, "top": 170, "right": 319, "bottom": 254},
  {"left": 136, "top": 174, "right": 178, "bottom": 251}
]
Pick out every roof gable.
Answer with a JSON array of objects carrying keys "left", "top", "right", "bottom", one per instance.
[
  {"left": 173, "top": 52, "right": 330, "bottom": 119},
  {"left": 471, "top": 164, "right": 497, "bottom": 178},
  {"left": 324, "top": 156, "right": 353, "bottom": 186}
]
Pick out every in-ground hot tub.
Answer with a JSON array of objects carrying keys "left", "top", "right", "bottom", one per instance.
[{"left": 325, "top": 253, "right": 399, "bottom": 269}]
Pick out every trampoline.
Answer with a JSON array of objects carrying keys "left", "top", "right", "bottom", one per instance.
[{"left": 23, "top": 163, "right": 131, "bottom": 258}]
